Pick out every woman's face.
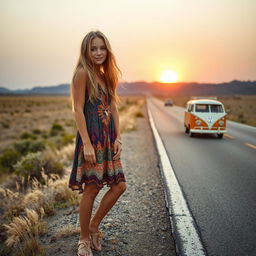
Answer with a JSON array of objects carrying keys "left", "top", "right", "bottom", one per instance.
[{"left": 90, "top": 37, "right": 107, "bottom": 65}]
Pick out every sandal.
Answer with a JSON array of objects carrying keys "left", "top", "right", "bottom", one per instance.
[
  {"left": 77, "top": 239, "right": 93, "bottom": 256},
  {"left": 89, "top": 231, "right": 104, "bottom": 251}
]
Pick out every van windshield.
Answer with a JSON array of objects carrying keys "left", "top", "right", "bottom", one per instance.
[
  {"left": 195, "top": 104, "right": 224, "bottom": 113},
  {"left": 195, "top": 104, "right": 209, "bottom": 112},
  {"left": 210, "top": 104, "right": 224, "bottom": 113}
]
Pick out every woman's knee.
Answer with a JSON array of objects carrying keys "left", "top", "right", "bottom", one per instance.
[
  {"left": 83, "top": 184, "right": 100, "bottom": 198},
  {"left": 111, "top": 182, "right": 127, "bottom": 194}
]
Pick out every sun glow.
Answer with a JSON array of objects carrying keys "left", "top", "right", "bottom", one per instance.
[{"left": 160, "top": 70, "right": 178, "bottom": 83}]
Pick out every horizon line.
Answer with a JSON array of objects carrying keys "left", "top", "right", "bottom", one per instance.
[{"left": 1, "top": 79, "right": 256, "bottom": 91}]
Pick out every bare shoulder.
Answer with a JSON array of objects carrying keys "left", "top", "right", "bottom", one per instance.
[
  {"left": 73, "top": 67, "right": 88, "bottom": 91},
  {"left": 74, "top": 67, "right": 87, "bottom": 82}
]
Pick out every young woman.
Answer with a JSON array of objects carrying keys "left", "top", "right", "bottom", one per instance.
[{"left": 68, "top": 31, "right": 127, "bottom": 256}]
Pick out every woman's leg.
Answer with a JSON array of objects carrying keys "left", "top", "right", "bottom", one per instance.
[
  {"left": 89, "top": 182, "right": 127, "bottom": 232},
  {"left": 79, "top": 184, "right": 100, "bottom": 241}
]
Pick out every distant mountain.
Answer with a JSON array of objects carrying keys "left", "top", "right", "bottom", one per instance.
[
  {"left": 118, "top": 80, "right": 256, "bottom": 96},
  {"left": 1, "top": 80, "right": 256, "bottom": 96},
  {"left": 0, "top": 84, "right": 70, "bottom": 95}
]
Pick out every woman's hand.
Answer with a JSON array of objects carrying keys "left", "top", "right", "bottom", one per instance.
[
  {"left": 113, "top": 139, "right": 122, "bottom": 160},
  {"left": 83, "top": 144, "right": 96, "bottom": 165}
]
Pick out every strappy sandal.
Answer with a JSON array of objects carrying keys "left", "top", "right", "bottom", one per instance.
[
  {"left": 77, "top": 239, "right": 93, "bottom": 256},
  {"left": 89, "top": 231, "right": 104, "bottom": 251}
]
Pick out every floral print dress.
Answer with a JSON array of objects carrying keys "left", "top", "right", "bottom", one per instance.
[{"left": 68, "top": 84, "right": 126, "bottom": 194}]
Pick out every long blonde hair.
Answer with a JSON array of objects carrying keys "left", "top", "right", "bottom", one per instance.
[{"left": 70, "top": 30, "right": 122, "bottom": 112}]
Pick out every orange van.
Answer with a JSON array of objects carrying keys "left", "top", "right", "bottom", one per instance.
[{"left": 184, "top": 97, "right": 227, "bottom": 138}]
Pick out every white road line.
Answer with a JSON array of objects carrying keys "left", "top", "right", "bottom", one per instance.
[{"left": 147, "top": 100, "right": 206, "bottom": 256}]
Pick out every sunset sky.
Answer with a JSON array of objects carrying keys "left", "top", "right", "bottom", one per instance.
[{"left": 1, "top": 0, "right": 256, "bottom": 89}]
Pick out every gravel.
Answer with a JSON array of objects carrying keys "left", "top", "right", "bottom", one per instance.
[{"left": 41, "top": 102, "right": 176, "bottom": 256}]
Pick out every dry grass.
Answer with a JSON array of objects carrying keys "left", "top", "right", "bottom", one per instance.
[
  {"left": 118, "top": 96, "right": 145, "bottom": 132},
  {"left": 1, "top": 170, "right": 81, "bottom": 255},
  {"left": 156, "top": 95, "right": 256, "bottom": 127},
  {"left": 3, "top": 207, "right": 47, "bottom": 256},
  {"left": 55, "top": 224, "right": 80, "bottom": 239}
]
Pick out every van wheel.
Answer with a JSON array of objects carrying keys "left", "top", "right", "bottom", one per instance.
[
  {"left": 185, "top": 125, "right": 189, "bottom": 133},
  {"left": 217, "top": 134, "right": 223, "bottom": 139},
  {"left": 189, "top": 129, "right": 194, "bottom": 137}
]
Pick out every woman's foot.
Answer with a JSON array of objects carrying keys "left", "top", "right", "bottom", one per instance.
[
  {"left": 77, "top": 239, "right": 93, "bottom": 256},
  {"left": 90, "top": 231, "right": 104, "bottom": 251},
  {"left": 89, "top": 223, "right": 104, "bottom": 251}
]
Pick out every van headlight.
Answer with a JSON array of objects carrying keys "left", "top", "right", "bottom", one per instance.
[
  {"left": 219, "top": 120, "right": 224, "bottom": 126},
  {"left": 196, "top": 120, "right": 202, "bottom": 125}
]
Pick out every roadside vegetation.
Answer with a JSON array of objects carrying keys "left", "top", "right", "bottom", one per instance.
[{"left": 0, "top": 95, "right": 145, "bottom": 256}]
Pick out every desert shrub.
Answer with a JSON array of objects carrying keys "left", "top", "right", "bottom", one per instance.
[
  {"left": 50, "top": 123, "right": 64, "bottom": 136},
  {"left": 13, "top": 151, "right": 64, "bottom": 184},
  {"left": 41, "top": 131, "right": 48, "bottom": 139},
  {"left": 14, "top": 139, "right": 45, "bottom": 156},
  {"left": 32, "top": 129, "right": 42, "bottom": 135},
  {"left": 13, "top": 152, "right": 43, "bottom": 182},
  {"left": 1, "top": 122, "right": 9, "bottom": 128},
  {"left": 20, "top": 132, "right": 37, "bottom": 140},
  {"left": 14, "top": 140, "right": 32, "bottom": 155},
  {"left": 0, "top": 149, "right": 21, "bottom": 174},
  {"left": 60, "top": 133, "right": 75, "bottom": 147},
  {"left": 29, "top": 140, "right": 46, "bottom": 153},
  {"left": 52, "top": 123, "right": 64, "bottom": 131},
  {"left": 135, "top": 111, "right": 144, "bottom": 118}
]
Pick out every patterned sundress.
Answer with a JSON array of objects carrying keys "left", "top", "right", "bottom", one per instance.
[{"left": 68, "top": 83, "right": 126, "bottom": 194}]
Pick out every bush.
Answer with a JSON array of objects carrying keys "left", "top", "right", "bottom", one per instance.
[
  {"left": 14, "top": 139, "right": 46, "bottom": 156},
  {"left": 61, "top": 133, "right": 75, "bottom": 146},
  {"left": 32, "top": 129, "right": 42, "bottom": 135},
  {"left": 135, "top": 111, "right": 144, "bottom": 118},
  {"left": 29, "top": 140, "right": 46, "bottom": 153},
  {"left": 20, "top": 132, "right": 37, "bottom": 140},
  {"left": 41, "top": 130, "right": 49, "bottom": 139},
  {"left": 0, "top": 149, "right": 21, "bottom": 174},
  {"left": 13, "top": 150, "right": 64, "bottom": 184},
  {"left": 1, "top": 122, "right": 9, "bottom": 129},
  {"left": 50, "top": 123, "right": 64, "bottom": 136},
  {"left": 14, "top": 139, "right": 32, "bottom": 155},
  {"left": 14, "top": 152, "right": 43, "bottom": 181}
]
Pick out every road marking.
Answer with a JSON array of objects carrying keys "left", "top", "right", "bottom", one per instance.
[
  {"left": 147, "top": 100, "right": 206, "bottom": 256},
  {"left": 245, "top": 143, "right": 256, "bottom": 149},
  {"left": 224, "top": 133, "right": 234, "bottom": 139}
]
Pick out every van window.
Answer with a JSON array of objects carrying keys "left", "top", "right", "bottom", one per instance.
[
  {"left": 188, "top": 104, "right": 194, "bottom": 112},
  {"left": 195, "top": 104, "right": 209, "bottom": 112},
  {"left": 210, "top": 104, "right": 224, "bottom": 113}
]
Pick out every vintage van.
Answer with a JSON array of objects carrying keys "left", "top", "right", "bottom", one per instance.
[{"left": 184, "top": 97, "right": 227, "bottom": 138}]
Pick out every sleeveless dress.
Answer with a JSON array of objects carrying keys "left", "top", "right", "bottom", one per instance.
[{"left": 68, "top": 84, "right": 126, "bottom": 194}]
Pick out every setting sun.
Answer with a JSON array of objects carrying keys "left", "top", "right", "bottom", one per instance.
[{"left": 160, "top": 70, "right": 178, "bottom": 83}]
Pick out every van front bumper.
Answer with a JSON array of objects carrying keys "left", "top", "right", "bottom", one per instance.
[{"left": 190, "top": 128, "right": 227, "bottom": 134}]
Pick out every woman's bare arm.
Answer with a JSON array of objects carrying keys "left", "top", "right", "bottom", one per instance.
[
  {"left": 110, "top": 100, "right": 121, "bottom": 140},
  {"left": 72, "top": 68, "right": 91, "bottom": 146}
]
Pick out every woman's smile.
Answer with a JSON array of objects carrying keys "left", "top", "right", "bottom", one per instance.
[{"left": 91, "top": 37, "right": 107, "bottom": 65}]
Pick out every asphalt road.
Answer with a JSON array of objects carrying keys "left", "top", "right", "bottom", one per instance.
[{"left": 147, "top": 96, "right": 256, "bottom": 256}]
